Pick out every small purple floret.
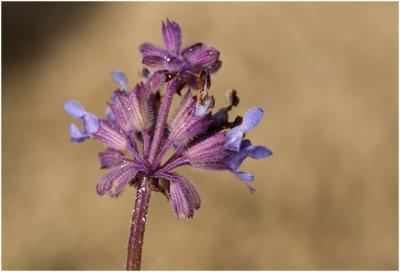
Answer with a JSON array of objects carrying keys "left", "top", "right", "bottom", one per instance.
[
  {"left": 225, "top": 139, "right": 272, "bottom": 192},
  {"left": 64, "top": 101, "right": 99, "bottom": 142}
]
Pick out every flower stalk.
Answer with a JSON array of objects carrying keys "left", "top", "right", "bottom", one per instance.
[{"left": 126, "top": 176, "right": 152, "bottom": 270}]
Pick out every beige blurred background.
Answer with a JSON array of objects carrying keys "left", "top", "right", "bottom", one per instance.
[{"left": 2, "top": 2, "right": 398, "bottom": 270}]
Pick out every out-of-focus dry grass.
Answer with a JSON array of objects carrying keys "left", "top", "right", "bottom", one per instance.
[{"left": 2, "top": 2, "right": 398, "bottom": 270}]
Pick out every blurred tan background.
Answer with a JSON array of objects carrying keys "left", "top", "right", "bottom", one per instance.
[{"left": 2, "top": 2, "right": 398, "bottom": 270}]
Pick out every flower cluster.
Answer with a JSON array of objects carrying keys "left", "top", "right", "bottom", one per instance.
[{"left": 65, "top": 19, "right": 272, "bottom": 218}]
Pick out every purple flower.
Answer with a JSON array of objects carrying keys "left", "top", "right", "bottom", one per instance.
[
  {"left": 65, "top": 20, "right": 272, "bottom": 219},
  {"left": 139, "top": 19, "right": 221, "bottom": 90},
  {"left": 64, "top": 101, "right": 99, "bottom": 142},
  {"left": 225, "top": 140, "right": 272, "bottom": 193}
]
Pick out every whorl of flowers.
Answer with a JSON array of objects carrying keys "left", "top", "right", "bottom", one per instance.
[{"left": 64, "top": 19, "right": 272, "bottom": 219}]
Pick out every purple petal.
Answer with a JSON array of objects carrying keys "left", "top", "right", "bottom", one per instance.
[
  {"left": 224, "top": 127, "right": 243, "bottom": 151},
  {"left": 96, "top": 165, "right": 137, "bottom": 197},
  {"left": 111, "top": 71, "right": 128, "bottom": 92},
  {"left": 162, "top": 19, "right": 182, "bottom": 56},
  {"left": 83, "top": 113, "right": 99, "bottom": 134},
  {"left": 142, "top": 55, "right": 167, "bottom": 68},
  {"left": 93, "top": 120, "right": 128, "bottom": 151},
  {"left": 139, "top": 42, "right": 167, "bottom": 58},
  {"left": 242, "top": 107, "right": 263, "bottom": 131},
  {"left": 64, "top": 101, "right": 85, "bottom": 119},
  {"left": 98, "top": 148, "right": 124, "bottom": 169},
  {"left": 69, "top": 123, "right": 89, "bottom": 142},
  {"left": 234, "top": 172, "right": 256, "bottom": 193},
  {"left": 224, "top": 108, "right": 264, "bottom": 151},
  {"left": 225, "top": 141, "right": 272, "bottom": 172},
  {"left": 246, "top": 146, "right": 273, "bottom": 159}
]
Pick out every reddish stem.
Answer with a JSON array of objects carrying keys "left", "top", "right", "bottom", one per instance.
[{"left": 126, "top": 176, "right": 152, "bottom": 270}]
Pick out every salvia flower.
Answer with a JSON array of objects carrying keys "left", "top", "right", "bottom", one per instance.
[{"left": 65, "top": 19, "right": 271, "bottom": 220}]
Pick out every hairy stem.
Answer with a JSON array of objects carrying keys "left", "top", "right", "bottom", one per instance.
[{"left": 126, "top": 176, "right": 152, "bottom": 270}]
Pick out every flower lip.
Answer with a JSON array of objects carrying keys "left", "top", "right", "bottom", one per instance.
[
  {"left": 112, "top": 71, "right": 129, "bottom": 92},
  {"left": 224, "top": 107, "right": 264, "bottom": 151},
  {"left": 64, "top": 101, "right": 85, "bottom": 119}
]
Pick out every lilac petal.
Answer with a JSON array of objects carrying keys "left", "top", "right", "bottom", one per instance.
[
  {"left": 83, "top": 113, "right": 99, "bottom": 134},
  {"left": 224, "top": 108, "right": 264, "bottom": 151},
  {"left": 234, "top": 172, "right": 256, "bottom": 193},
  {"left": 139, "top": 42, "right": 167, "bottom": 58},
  {"left": 104, "top": 106, "right": 114, "bottom": 120},
  {"left": 143, "top": 55, "right": 167, "bottom": 68},
  {"left": 93, "top": 120, "right": 128, "bottom": 151},
  {"left": 184, "top": 46, "right": 220, "bottom": 73},
  {"left": 98, "top": 148, "right": 124, "bottom": 169},
  {"left": 96, "top": 165, "right": 137, "bottom": 197},
  {"left": 64, "top": 101, "right": 85, "bottom": 119},
  {"left": 225, "top": 149, "right": 247, "bottom": 172},
  {"left": 242, "top": 107, "right": 263, "bottom": 131},
  {"left": 224, "top": 127, "right": 243, "bottom": 151},
  {"left": 185, "top": 132, "right": 229, "bottom": 168},
  {"left": 226, "top": 141, "right": 272, "bottom": 172},
  {"left": 69, "top": 123, "right": 89, "bottom": 142},
  {"left": 111, "top": 71, "right": 128, "bottom": 92},
  {"left": 162, "top": 19, "right": 182, "bottom": 56},
  {"left": 246, "top": 146, "right": 273, "bottom": 159}
]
